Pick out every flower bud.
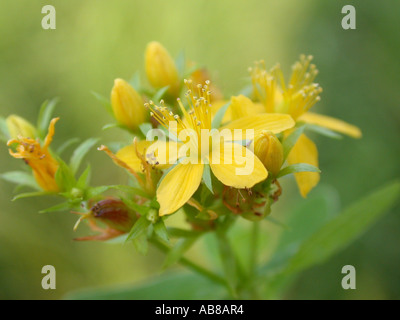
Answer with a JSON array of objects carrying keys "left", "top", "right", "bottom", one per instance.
[
  {"left": 111, "top": 79, "right": 146, "bottom": 131},
  {"left": 90, "top": 198, "right": 139, "bottom": 233},
  {"left": 145, "top": 41, "right": 179, "bottom": 96},
  {"left": 253, "top": 131, "right": 284, "bottom": 177},
  {"left": 6, "top": 115, "right": 37, "bottom": 139}
]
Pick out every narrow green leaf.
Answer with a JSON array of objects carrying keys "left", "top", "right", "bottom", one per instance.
[
  {"left": 175, "top": 50, "right": 185, "bottom": 79},
  {"left": 282, "top": 125, "right": 305, "bottom": 160},
  {"left": 76, "top": 164, "right": 91, "bottom": 189},
  {"left": 122, "top": 198, "right": 150, "bottom": 216},
  {"left": 1, "top": 171, "right": 40, "bottom": 190},
  {"left": 152, "top": 86, "right": 169, "bottom": 103},
  {"left": 12, "top": 191, "right": 51, "bottom": 201},
  {"left": 305, "top": 123, "right": 343, "bottom": 140},
  {"left": 39, "top": 201, "right": 71, "bottom": 213},
  {"left": 69, "top": 138, "right": 99, "bottom": 174},
  {"left": 163, "top": 237, "right": 198, "bottom": 268},
  {"left": 92, "top": 91, "right": 112, "bottom": 115},
  {"left": 153, "top": 219, "right": 169, "bottom": 243},
  {"left": 0, "top": 116, "right": 10, "bottom": 141},
  {"left": 211, "top": 102, "right": 230, "bottom": 129},
  {"left": 56, "top": 137, "right": 80, "bottom": 156},
  {"left": 129, "top": 71, "right": 141, "bottom": 91},
  {"left": 55, "top": 159, "right": 76, "bottom": 192},
  {"left": 139, "top": 123, "right": 153, "bottom": 137},
  {"left": 167, "top": 227, "right": 203, "bottom": 238},
  {"left": 132, "top": 233, "right": 149, "bottom": 255},
  {"left": 126, "top": 215, "right": 151, "bottom": 242},
  {"left": 102, "top": 123, "right": 119, "bottom": 131},
  {"left": 37, "top": 98, "right": 59, "bottom": 139},
  {"left": 277, "top": 163, "right": 320, "bottom": 178},
  {"left": 284, "top": 180, "right": 400, "bottom": 275},
  {"left": 202, "top": 164, "right": 213, "bottom": 194},
  {"left": 64, "top": 272, "right": 226, "bottom": 300}
]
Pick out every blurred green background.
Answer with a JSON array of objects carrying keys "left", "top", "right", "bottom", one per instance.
[{"left": 0, "top": 0, "right": 399, "bottom": 299}]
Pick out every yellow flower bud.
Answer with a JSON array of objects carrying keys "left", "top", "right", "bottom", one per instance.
[
  {"left": 6, "top": 115, "right": 37, "bottom": 139},
  {"left": 145, "top": 41, "right": 179, "bottom": 96},
  {"left": 111, "top": 78, "right": 146, "bottom": 131},
  {"left": 253, "top": 131, "right": 284, "bottom": 177}
]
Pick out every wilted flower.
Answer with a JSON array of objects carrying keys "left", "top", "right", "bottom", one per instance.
[
  {"left": 7, "top": 118, "right": 60, "bottom": 192},
  {"left": 74, "top": 198, "right": 139, "bottom": 241}
]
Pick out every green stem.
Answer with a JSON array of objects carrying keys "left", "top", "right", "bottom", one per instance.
[
  {"left": 249, "top": 221, "right": 262, "bottom": 299},
  {"left": 149, "top": 238, "right": 228, "bottom": 288},
  {"left": 249, "top": 221, "right": 260, "bottom": 276}
]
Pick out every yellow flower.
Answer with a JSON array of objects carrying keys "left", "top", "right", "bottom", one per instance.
[
  {"left": 145, "top": 41, "right": 180, "bottom": 96},
  {"left": 6, "top": 115, "right": 37, "bottom": 139},
  {"left": 7, "top": 118, "right": 60, "bottom": 192},
  {"left": 240, "top": 55, "right": 362, "bottom": 197},
  {"left": 145, "top": 80, "right": 295, "bottom": 216},
  {"left": 111, "top": 78, "right": 147, "bottom": 131},
  {"left": 252, "top": 131, "right": 284, "bottom": 177}
]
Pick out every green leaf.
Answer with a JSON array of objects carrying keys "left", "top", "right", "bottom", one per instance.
[
  {"left": 69, "top": 138, "right": 99, "bottom": 175},
  {"left": 163, "top": 237, "right": 199, "bottom": 268},
  {"left": 139, "top": 123, "right": 153, "bottom": 137},
  {"left": 64, "top": 272, "right": 226, "bottom": 300},
  {"left": 132, "top": 233, "right": 149, "bottom": 255},
  {"left": 102, "top": 123, "right": 119, "bottom": 131},
  {"left": 56, "top": 137, "right": 80, "bottom": 156},
  {"left": 55, "top": 159, "right": 76, "bottom": 192},
  {"left": 284, "top": 180, "right": 400, "bottom": 276},
  {"left": 277, "top": 163, "right": 320, "bottom": 178},
  {"left": 0, "top": 116, "right": 10, "bottom": 141},
  {"left": 175, "top": 50, "right": 186, "bottom": 79},
  {"left": 305, "top": 123, "right": 343, "bottom": 140},
  {"left": 39, "top": 201, "right": 72, "bottom": 214},
  {"left": 153, "top": 219, "right": 169, "bottom": 243},
  {"left": 167, "top": 227, "right": 203, "bottom": 238},
  {"left": 92, "top": 91, "right": 112, "bottom": 116},
  {"left": 282, "top": 125, "right": 305, "bottom": 160},
  {"left": 129, "top": 71, "right": 141, "bottom": 91},
  {"left": 122, "top": 198, "right": 150, "bottom": 216},
  {"left": 211, "top": 102, "right": 230, "bottom": 129},
  {"left": 126, "top": 215, "right": 151, "bottom": 242},
  {"left": 202, "top": 163, "right": 213, "bottom": 194},
  {"left": 152, "top": 86, "right": 169, "bottom": 103},
  {"left": 1, "top": 171, "right": 40, "bottom": 190},
  {"left": 76, "top": 164, "right": 91, "bottom": 189},
  {"left": 37, "top": 98, "right": 59, "bottom": 139},
  {"left": 12, "top": 191, "right": 51, "bottom": 201}
]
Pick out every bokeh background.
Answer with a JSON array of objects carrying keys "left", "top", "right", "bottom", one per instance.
[{"left": 0, "top": 0, "right": 399, "bottom": 299}]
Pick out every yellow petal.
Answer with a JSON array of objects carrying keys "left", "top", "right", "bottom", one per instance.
[
  {"left": 229, "top": 95, "right": 265, "bottom": 121},
  {"left": 299, "top": 112, "right": 362, "bottom": 138},
  {"left": 209, "top": 142, "right": 268, "bottom": 188},
  {"left": 287, "top": 134, "right": 320, "bottom": 197},
  {"left": 157, "top": 163, "right": 204, "bottom": 216},
  {"left": 115, "top": 140, "right": 152, "bottom": 172},
  {"left": 221, "top": 113, "right": 295, "bottom": 140}
]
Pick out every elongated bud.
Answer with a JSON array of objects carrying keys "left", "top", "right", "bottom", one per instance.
[
  {"left": 111, "top": 79, "right": 146, "bottom": 131},
  {"left": 253, "top": 131, "right": 284, "bottom": 177},
  {"left": 90, "top": 198, "right": 139, "bottom": 233},
  {"left": 74, "top": 198, "right": 140, "bottom": 241},
  {"left": 6, "top": 115, "right": 37, "bottom": 139},
  {"left": 145, "top": 41, "right": 179, "bottom": 96}
]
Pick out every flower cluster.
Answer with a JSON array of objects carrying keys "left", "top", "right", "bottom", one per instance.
[{"left": 1, "top": 42, "right": 361, "bottom": 251}]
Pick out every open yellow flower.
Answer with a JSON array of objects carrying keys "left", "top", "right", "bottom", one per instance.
[
  {"left": 7, "top": 118, "right": 60, "bottom": 192},
  {"left": 145, "top": 80, "right": 295, "bottom": 216},
  {"left": 237, "top": 56, "right": 362, "bottom": 197}
]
